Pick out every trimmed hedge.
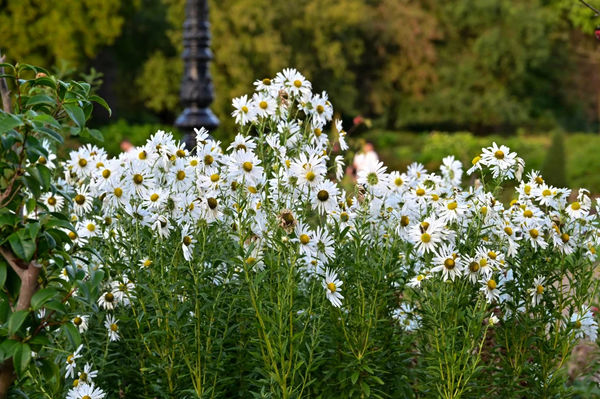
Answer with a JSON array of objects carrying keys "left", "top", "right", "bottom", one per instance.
[{"left": 362, "top": 130, "right": 600, "bottom": 192}]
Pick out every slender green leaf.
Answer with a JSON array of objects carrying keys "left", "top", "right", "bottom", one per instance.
[
  {"left": 90, "top": 95, "right": 112, "bottom": 116},
  {"left": 62, "top": 323, "right": 81, "bottom": 348},
  {"left": 0, "top": 113, "right": 23, "bottom": 133}
]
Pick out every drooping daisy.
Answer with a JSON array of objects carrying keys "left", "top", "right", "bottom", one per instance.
[
  {"left": 72, "top": 315, "right": 89, "bottom": 333},
  {"left": 65, "top": 344, "right": 84, "bottom": 378},
  {"left": 76, "top": 362, "right": 99, "bottom": 386},
  {"left": 571, "top": 307, "right": 598, "bottom": 341},
  {"left": 97, "top": 291, "right": 117, "bottom": 311},
  {"left": 529, "top": 276, "right": 546, "bottom": 306},
  {"left": 481, "top": 278, "right": 500, "bottom": 303},
  {"left": 440, "top": 155, "right": 463, "bottom": 186},
  {"left": 181, "top": 228, "right": 197, "bottom": 261},
  {"left": 104, "top": 314, "right": 120, "bottom": 342},
  {"left": 322, "top": 268, "right": 343, "bottom": 308},
  {"left": 392, "top": 303, "right": 421, "bottom": 332}
]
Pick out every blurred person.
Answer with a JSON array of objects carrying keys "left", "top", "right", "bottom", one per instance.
[
  {"left": 353, "top": 141, "right": 379, "bottom": 176},
  {"left": 120, "top": 139, "right": 134, "bottom": 153}
]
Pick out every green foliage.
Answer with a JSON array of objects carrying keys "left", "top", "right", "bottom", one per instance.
[
  {"left": 362, "top": 130, "right": 600, "bottom": 192},
  {"left": 542, "top": 131, "right": 568, "bottom": 188},
  {"left": 97, "top": 119, "right": 182, "bottom": 156},
  {"left": 0, "top": 0, "right": 123, "bottom": 67},
  {"left": 0, "top": 62, "right": 108, "bottom": 396}
]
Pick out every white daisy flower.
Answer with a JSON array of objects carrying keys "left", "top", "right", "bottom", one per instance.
[
  {"left": 322, "top": 268, "right": 343, "bottom": 308},
  {"left": 104, "top": 314, "right": 120, "bottom": 342}
]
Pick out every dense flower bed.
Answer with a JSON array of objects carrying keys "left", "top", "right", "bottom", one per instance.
[{"left": 16, "top": 69, "right": 600, "bottom": 398}]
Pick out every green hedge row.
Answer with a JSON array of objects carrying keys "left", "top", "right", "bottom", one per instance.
[{"left": 362, "top": 130, "right": 600, "bottom": 193}]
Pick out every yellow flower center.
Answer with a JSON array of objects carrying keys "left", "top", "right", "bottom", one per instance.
[
  {"left": 176, "top": 149, "right": 186, "bottom": 158},
  {"left": 86, "top": 223, "right": 95, "bottom": 232},
  {"left": 340, "top": 212, "right": 349, "bottom": 222},
  {"left": 47, "top": 197, "right": 57, "bottom": 206},
  {"left": 150, "top": 193, "right": 159, "bottom": 202},
  {"left": 561, "top": 233, "right": 570, "bottom": 243},
  {"left": 190, "top": 159, "right": 198, "bottom": 166},
  {"left": 488, "top": 251, "right": 497, "bottom": 260},
  {"left": 504, "top": 226, "right": 513, "bottom": 236},
  {"left": 259, "top": 101, "right": 268, "bottom": 110},
  {"left": 207, "top": 197, "right": 218, "bottom": 209},
  {"left": 138, "top": 151, "right": 147, "bottom": 160},
  {"left": 105, "top": 292, "right": 114, "bottom": 302},
  {"left": 102, "top": 169, "right": 111, "bottom": 178},
  {"left": 444, "top": 258, "right": 455, "bottom": 270},
  {"left": 447, "top": 202, "right": 458, "bottom": 210},
  {"left": 143, "top": 259, "right": 152, "bottom": 267},
  {"left": 133, "top": 174, "right": 143, "bottom": 185},
  {"left": 78, "top": 158, "right": 87, "bottom": 167},
  {"left": 400, "top": 215, "right": 410, "bottom": 227},
  {"left": 183, "top": 236, "right": 192, "bottom": 246},
  {"left": 317, "top": 190, "right": 329, "bottom": 202},
  {"left": 176, "top": 170, "right": 186, "bottom": 180},
  {"left": 248, "top": 186, "right": 258, "bottom": 194},
  {"left": 241, "top": 106, "right": 249, "bottom": 113},
  {"left": 204, "top": 154, "right": 214, "bottom": 165},
  {"left": 529, "top": 229, "right": 539, "bottom": 239},
  {"left": 471, "top": 155, "right": 481, "bottom": 165},
  {"left": 73, "top": 317, "right": 82, "bottom": 326},
  {"left": 210, "top": 173, "right": 220, "bottom": 182},
  {"left": 416, "top": 188, "right": 425, "bottom": 196},
  {"left": 535, "top": 176, "right": 544, "bottom": 184},
  {"left": 480, "top": 206, "right": 487, "bottom": 215},
  {"left": 524, "top": 185, "right": 531, "bottom": 195},
  {"left": 38, "top": 156, "right": 47, "bottom": 164},
  {"left": 542, "top": 189, "right": 551, "bottom": 197},
  {"left": 571, "top": 202, "right": 581, "bottom": 211},
  {"left": 420, "top": 233, "right": 431, "bottom": 243},
  {"left": 314, "top": 128, "right": 322, "bottom": 137},
  {"left": 74, "top": 194, "right": 85, "bottom": 205},
  {"left": 536, "top": 285, "right": 544, "bottom": 295},
  {"left": 327, "top": 282, "right": 336, "bottom": 292},
  {"left": 316, "top": 105, "right": 325, "bottom": 114},
  {"left": 394, "top": 177, "right": 403, "bottom": 186},
  {"left": 67, "top": 355, "right": 74, "bottom": 364},
  {"left": 487, "top": 279, "right": 497, "bottom": 290},
  {"left": 262, "top": 78, "right": 271, "bottom": 85},
  {"left": 68, "top": 231, "right": 77, "bottom": 240},
  {"left": 242, "top": 161, "right": 253, "bottom": 172},
  {"left": 494, "top": 150, "right": 504, "bottom": 160},
  {"left": 114, "top": 187, "right": 123, "bottom": 198},
  {"left": 523, "top": 209, "right": 533, "bottom": 218},
  {"left": 300, "top": 234, "right": 310, "bottom": 245},
  {"left": 294, "top": 79, "right": 302, "bottom": 88},
  {"left": 575, "top": 320, "right": 582, "bottom": 329},
  {"left": 469, "top": 262, "right": 479, "bottom": 272},
  {"left": 110, "top": 323, "right": 118, "bottom": 332},
  {"left": 479, "top": 258, "right": 487, "bottom": 267},
  {"left": 306, "top": 171, "right": 316, "bottom": 182}
]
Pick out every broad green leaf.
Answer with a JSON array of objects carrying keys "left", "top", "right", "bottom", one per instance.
[
  {"left": 0, "top": 210, "right": 17, "bottom": 227},
  {"left": 63, "top": 103, "right": 85, "bottom": 128},
  {"left": 82, "top": 128, "right": 104, "bottom": 143},
  {"left": 32, "top": 113, "right": 61, "bottom": 129},
  {"left": 44, "top": 217, "right": 75, "bottom": 232},
  {"left": 38, "top": 126, "right": 64, "bottom": 143},
  {"left": 13, "top": 342, "right": 31, "bottom": 376},
  {"left": 44, "top": 300, "right": 66, "bottom": 315},
  {"left": 26, "top": 94, "right": 55, "bottom": 107},
  {"left": 62, "top": 323, "right": 81, "bottom": 348},
  {"left": 0, "top": 339, "right": 19, "bottom": 362},
  {"left": 0, "top": 113, "right": 23, "bottom": 133},
  {"left": 8, "top": 310, "right": 28, "bottom": 335},
  {"left": 36, "top": 164, "right": 51, "bottom": 191},
  {"left": 8, "top": 231, "right": 35, "bottom": 261},
  {"left": 32, "top": 76, "right": 57, "bottom": 90},
  {"left": 31, "top": 288, "right": 58, "bottom": 310}
]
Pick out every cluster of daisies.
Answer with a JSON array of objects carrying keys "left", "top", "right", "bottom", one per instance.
[{"left": 38, "top": 68, "right": 599, "bottom": 396}]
